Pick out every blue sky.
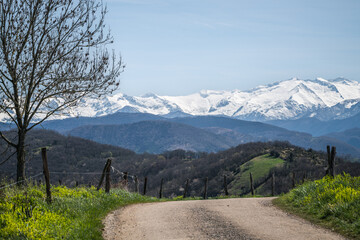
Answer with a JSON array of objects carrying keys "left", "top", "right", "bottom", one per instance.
[{"left": 104, "top": 0, "right": 360, "bottom": 96}]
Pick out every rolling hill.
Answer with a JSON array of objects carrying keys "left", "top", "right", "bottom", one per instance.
[
  {"left": 68, "top": 120, "right": 235, "bottom": 153},
  {"left": 64, "top": 115, "right": 360, "bottom": 157}
]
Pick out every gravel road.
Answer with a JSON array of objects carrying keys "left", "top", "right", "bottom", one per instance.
[{"left": 103, "top": 197, "right": 346, "bottom": 240}]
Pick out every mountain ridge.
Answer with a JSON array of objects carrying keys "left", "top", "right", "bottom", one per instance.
[
  {"left": 1, "top": 77, "right": 358, "bottom": 122},
  {"left": 64, "top": 115, "right": 360, "bottom": 157}
]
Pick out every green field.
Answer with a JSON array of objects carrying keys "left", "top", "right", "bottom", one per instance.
[{"left": 228, "top": 154, "right": 284, "bottom": 195}]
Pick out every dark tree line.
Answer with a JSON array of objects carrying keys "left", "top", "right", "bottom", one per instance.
[{"left": 1, "top": 130, "right": 359, "bottom": 197}]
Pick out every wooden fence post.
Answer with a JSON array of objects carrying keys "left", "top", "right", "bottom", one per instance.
[
  {"left": 159, "top": 178, "right": 164, "bottom": 198},
  {"left": 143, "top": 177, "right": 147, "bottom": 195},
  {"left": 203, "top": 177, "right": 208, "bottom": 199},
  {"left": 326, "top": 145, "right": 331, "bottom": 175},
  {"left": 271, "top": 173, "right": 275, "bottom": 196},
  {"left": 330, "top": 146, "right": 336, "bottom": 178},
  {"left": 134, "top": 176, "right": 139, "bottom": 193},
  {"left": 223, "top": 175, "right": 229, "bottom": 196},
  {"left": 326, "top": 146, "right": 336, "bottom": 178},
  {"left": 97, "top": 159, "right": 111, "bottom": 190},
  {"left": 250, "top": 172, "right": 254, "bottom": 196},
  {"left": 41, "top": 148, "right": 51, "bottom": 204},
  {"left": 183, "top": 179, "right": 189, "bottom": 198},
  {"left": 105, "top": 159, "right": 112, "bottom": 193}
]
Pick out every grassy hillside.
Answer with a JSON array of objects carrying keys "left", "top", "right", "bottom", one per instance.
[
  {"left": 274, "top": 174, "right": 360, "bottom": 239},
  {"left": 0, "top": 184, "right": 158, "bottom": 239},
  {"left": 228, "top": 154, "right": 284, "bottom": 195}
]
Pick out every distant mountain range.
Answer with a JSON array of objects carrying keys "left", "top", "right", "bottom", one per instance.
[
  {"left": 267, "top": 113, "right": 360, "bottom": 136},
  {"left": 0, "top": 77, "right": 359, "bottom": 158},
  {"left": 12, "top": 111, "right": 354, "bottom": 157},
  {"left": 1, "top": 77, "right": 358, "bottom": 122}
]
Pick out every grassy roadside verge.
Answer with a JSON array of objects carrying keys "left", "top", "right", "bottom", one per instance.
[
  {"left": 0, "top": 184, "right": 159, "bottom": 239},
  {"left": 273, "top": 174, "right": 360, "bottom": 239}
]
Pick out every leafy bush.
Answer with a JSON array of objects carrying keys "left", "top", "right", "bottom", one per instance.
[
  {"left": 0, "top": 184, "right": 157, "bottom": 239},
  {"left": 277, "top": 174, "right": 360, "bottom": 238}
]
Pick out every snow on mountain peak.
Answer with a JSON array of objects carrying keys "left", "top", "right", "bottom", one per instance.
[{"left": 1, "top": 77, "right": 359, "bottom": 122}]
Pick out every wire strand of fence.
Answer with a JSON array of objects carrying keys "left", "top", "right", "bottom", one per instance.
[
  {"left": 0, "top": 173, "right": 43, "bottom": 190},
  {"left": 111, "top": 166, "right": 137, "bottom": 180}
]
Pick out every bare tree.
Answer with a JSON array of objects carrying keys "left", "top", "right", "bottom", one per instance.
[{"left": 0, "top": 0, "right": 124, "bottom": 183}]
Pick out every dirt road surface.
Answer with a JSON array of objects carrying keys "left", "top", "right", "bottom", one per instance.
[{"left": 103, "top": 197, "right": 346, "bottom": 240}]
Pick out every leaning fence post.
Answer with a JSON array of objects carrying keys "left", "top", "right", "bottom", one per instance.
[
  {"left": 250, "top": 172, "right": 254, "bottom": 196},
  {"left": 203, "top": 177, "right": 208, "bottom": 199},
  {"left": 159, "top": 178, "right": 164, "bottom": 198},
  {"left": 183, "top": 179, "right": 189, "bottom": 198},
  {"left": 105, "top": 159, "right": 112, "bottom": 193},
  {"left": 97, "top": 159, "right": 111, "bottom": 190},
  {"left": 223, "top": 175, "right": 229, "bottom": 196},
  {"left": 143, "top": 177, "right": 148, "bottom": 195},
  {"left": 41, "top": 148, "right": 52, "bottom": 204}
]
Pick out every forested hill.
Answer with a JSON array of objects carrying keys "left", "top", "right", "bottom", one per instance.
[{"left": 1, "top": 129, "right": 359, "bottom": 198}]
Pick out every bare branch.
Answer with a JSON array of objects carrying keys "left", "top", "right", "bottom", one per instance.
[
  {"left": 0, "top": 131, "right": 17, "bottom": 148},
  {"left": 0, "top": 151, "right": 16, "bottom": 166}
]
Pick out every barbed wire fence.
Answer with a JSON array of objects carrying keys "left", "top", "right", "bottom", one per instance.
[{"left": 2, "top": 145, "right": 336, "bottom": 202}]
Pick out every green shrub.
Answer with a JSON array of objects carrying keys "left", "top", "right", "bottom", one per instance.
[{"left": 277, "top": 174, "right": 360, "bottom": 238}]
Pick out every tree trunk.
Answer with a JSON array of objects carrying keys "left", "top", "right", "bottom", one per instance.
[{"left": 16, "top": 130, "right": 26, "bottom": 184}]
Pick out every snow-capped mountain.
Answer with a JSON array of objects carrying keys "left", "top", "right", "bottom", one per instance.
[
  {"left": 2, "top": 77, "right": 360, "bottom": 122},
  {"left": 71, "top": 77, "right": 360, "bottom": 121}
]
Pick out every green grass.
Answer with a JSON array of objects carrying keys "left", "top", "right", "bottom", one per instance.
[
  {"left": 229, "top": 154, "right": 284, "bottom": 195},
  {"left": 0, "top": 183, "right": 159, "bottom": 239},
  {"left": 273, "top": 174, "right": 360, "bottom": 239}
]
